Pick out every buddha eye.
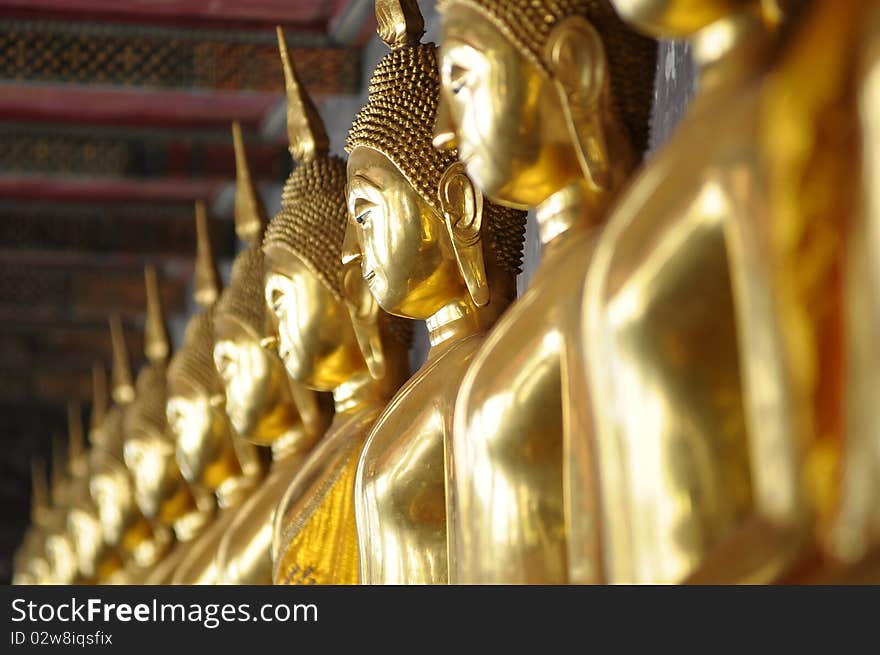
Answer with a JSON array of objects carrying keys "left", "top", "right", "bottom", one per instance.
[
  {"left": 447, "top": 64, "right": 469, "bottom": 95},
  {"left": 269, "top": 288, "right": 285, "bottom": 313},
  {"left": 216, "top": 353, "right": 235, "bottom": 377},
  {"left": 353, "top": 198, "right": 374, "bottom": 225}
]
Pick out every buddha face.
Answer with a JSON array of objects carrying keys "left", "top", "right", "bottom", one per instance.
[
  {"left": 67, "top": 480, "right": 104, "bottom": 578},
  {"left": 45, "top": 531, "right": 77, "bottom": 584},
  {"left": 346, "top": 147, "right": 464, "bottom": 319},
  {"left": 610, "top": 0, "right": 751, "bottom": 37},
  {"left": 264, "top": 246, "right": 364, "bottom": 391},
  {"left": 167, "top": 381, "right": 240, "bottom": 493},
  {"left": 89, "top": 453, "right": 136, "bottom": 546},
  {"left": 123, "top": 428, "right": 182, "bottom": 521},
  {"left": 213, "top": 314, "right": 295, "bottom": 444},
  {"left": 67, "top": 509, "right": 104, "bottom": 576},
  {"left": 436, "top": 5, "right": 583, "bottom": 208}
]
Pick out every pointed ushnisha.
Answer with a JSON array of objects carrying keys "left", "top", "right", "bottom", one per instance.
[
  {"left": 232, "top": 121, "right": 268, "bottom": 246},
  {"left": 109, "top": 314, "right": 135, "bottom": 404},
  {"left": 144, "top": 264, "right": 171, "bottom": 365},
  {"left": 193, "top": 200, "right": 222, "bottom": 308},
  {"left": 90, "top": 362, "right": 108, "bottom": 439},
  {"left": 276, "top": 26, "right": 330, "bottom": 163},
  {"left": 168, "top": 204, "right": 226, "bottom": 398},
  {"left": 375, "top": 0, "right": 425, "bottom": 49}
]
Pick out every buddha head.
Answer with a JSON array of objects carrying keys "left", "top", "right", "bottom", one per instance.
[
  {"left": 43, "top": 435, "right": 78, "bottom": 583},
  {"left": 123, "top": 266, "right": 197, "bottom": 526},
  {"left": 65, "top": 393, "right": 114, "bottom": 581},
  {"left": 168, "top": 201, "right": 252, "bottom": 498},
  {"left": 263, "top": 28, "right": 410, "bottom": 393},
  {"left": 212, "top": 123, "right": 304, "bottom": 445},
  {"left": 433, "top": 0, "right": 657, "bottom": 209},
  {"left": 89, "top": 319, "right": 149, "bottom": 550},
  {"left": 346, "top": 0, "right": 527, "bottom": 323}
]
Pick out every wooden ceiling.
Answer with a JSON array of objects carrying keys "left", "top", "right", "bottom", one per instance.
[{"left": 0, "top": 0, "right": 377, "bottom": 581}]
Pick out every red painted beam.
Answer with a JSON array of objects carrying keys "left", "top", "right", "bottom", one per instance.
[
  {"left": 0, "top": 0, "right": 338, "bottom": 24},
  {"left": 0, "top": 248, "right": 195, "bottom": 269},
  {"left": 0, "top": 85, "right": 281, "bottom": 130},
  {"left": 0, "top": 176, "right": 227, "bottom": 204}
]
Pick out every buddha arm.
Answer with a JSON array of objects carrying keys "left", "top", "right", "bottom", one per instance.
[
  {"left": 356, "top": 346, "right": 483, "bottom": 585},
  {"left": 452, "top": 293, "right": 568, "bottom": 584}
]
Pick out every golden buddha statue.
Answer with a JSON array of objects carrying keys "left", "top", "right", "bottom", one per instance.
[
  {"left": 433, "top": 0, "right": 656, "bottom": 582},
  {"left": 168, "top": 192, "right": 276, "bottom": 584},
  {"left": 751, "top": 0, "right": 880, "bottom": 583},
  {"left": 345, "top": 0, "right": 527, "bottom": 584},
  {"left": 213, "top": 115, "right": 332, "bottom": 585},
  {"left": 573, "top": 0, "right": 871, "bottom": 585},
  {"left": 66, "top": 388, "right": 123, "bottom": 583},
  {"left": 42, "top": 436, "right": 78, "bottom": 584},
  {"left": 146, "top": 202, "right": 258, "bottom": 585},
  {"left": 12, "top": 457, "right": 53, "bottom": 585},
  {"left": 124, "top": 266, "right": 207, "bottom": 549},
  {"left": 266, "top": 35, "right": 411, "bottom": 585},
  {"left": 552, "top": 0, "right": 860, "bottom": 583},
  {"left": 89, "top": 316, "right": 167, "bottom": 575}
]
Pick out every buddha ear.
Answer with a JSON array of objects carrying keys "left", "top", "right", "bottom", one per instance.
[
  {"left": 341, "top": 223, "right": 386, "bottom": 381},
  {"left": 438, "top": 162, "right": 489, "bottom": 307},
  {"left": 544, "top": 15, "right": 611, "bottom": 190}
]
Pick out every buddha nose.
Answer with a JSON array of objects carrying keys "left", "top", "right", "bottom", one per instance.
[
  {"left": 341, "top": 221, "right": 362, "bottom": 268},
  {"left": 432, "top": 93, "right": 459, "bottom": 151}
]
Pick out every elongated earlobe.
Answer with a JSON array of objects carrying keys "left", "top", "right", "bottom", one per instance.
[
  {"left": 438, "top": 162, "right": 489, "bottom": 306},
  {"left": 544, "top": 15, "right": 611, "bottom": 191}
]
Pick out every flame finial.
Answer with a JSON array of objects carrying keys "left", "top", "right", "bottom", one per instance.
[
  {"left": 276, "top": 26, "right": 330, "bottom": 164},
  {"left": 109, "top": 315, "right": 135, "bottom": 404},
  {"left": 232, "top": 121, "right": 269, "bottom": 246},
  {"left": 193, "top": 200, "right": 222, "bottom": 307}
]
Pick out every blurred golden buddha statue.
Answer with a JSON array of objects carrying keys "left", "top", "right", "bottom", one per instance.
[
  {"left": 118, "top": 268, "right": 213, "bottom": 583},
  {"left": 831, "top": 0, "right": 880, "bottom": 582},
  {"left": 212, "top": 70, "right": 333, "bottom": 586},
  {"left": 66, "top": 390, "right": 123, "bottom": 583},
  {"left": 346, "top": 0, "right": 526, "bottom": 584},
  {"left": 146, "top": 202, "right": 259, "bottom": 585},
  {"left": 124, "top": 266, "right": 208, "bottom": 553},
  {"left": 755, "top": 0, "right": 880, "bottom": 583},
  {"left": 574, "top": 0, "right": 878, "bottom": 585},
  {"left": 168, "top": 196, "right": 270, "bottom": 584},
  {"left": 41, "top": 436, "right": 78, "bottom": 584},
  {"left": 265, "top": 37, "right": 410, "bottom": 585},
  {"left": 89, "top": 316, "right": 167, "bottom": 578},
  {"left": 12, "top": 457, "right": 53, "bottom": 584},
  {"left": 433, "top": 0, "right": 657, "bottom": 582}
]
